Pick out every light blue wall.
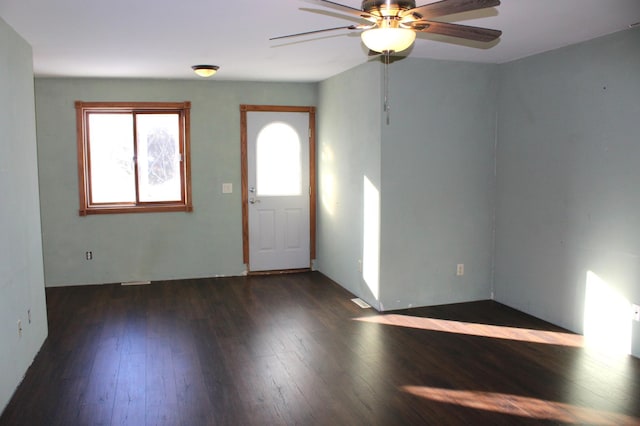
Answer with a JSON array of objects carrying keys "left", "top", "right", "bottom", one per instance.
[
  {"left": 379, "top": 58, "right": 498, "bottom": 311},
  {"left": 0, "top": 17, "right": 48, "bottom": 412},
  {"left": 316, "top": 61, "right": 384, "bottom": 309},
  {"left": 494, "top": 28, "right": 640, "bottom": 357},
  {"left": 316, "top": 57, "right": 497, "bottom": 311},
  {"left": 35, "top": 78, "right": 316, "bottom": 286}
]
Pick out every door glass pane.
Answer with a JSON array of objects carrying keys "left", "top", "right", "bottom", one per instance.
[
  {"left": 256, "top": 122, "right": 301, "bottom": 196},
  {"left": 88, "top": 113, "right": 136, "bottom": 203},
  {"left": 136, "top": 113, "right": 182, "bottom": 202}
]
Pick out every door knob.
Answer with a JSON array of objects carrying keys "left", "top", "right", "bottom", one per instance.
[{"left": 249, "top": 197, "right": 260, "bottom": 204}]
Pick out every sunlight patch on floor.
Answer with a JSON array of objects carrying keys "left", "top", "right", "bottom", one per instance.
[
  {"left": 401, "top": 386, "right": 638, "bottom": 425},
  {"left": 354, "top": 314, "right": 584, "bottom": 347}
]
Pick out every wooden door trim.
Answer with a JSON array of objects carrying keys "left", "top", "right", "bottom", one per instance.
[{"left": 240, "top": 104, "right": 316, "bottom": 269}]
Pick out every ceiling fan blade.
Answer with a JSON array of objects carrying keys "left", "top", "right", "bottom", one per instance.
[
  {"left": 300, "top": 8, "right": 375, "bottom": 24},
  {"left": 316, "top": 0, "right": 377, "bottom": 20},
  {"left": 270, "top": 25, "right": 361, "bottom": 41},
  {"left": 411, "top": 20, "right": 501, "bottom": 42},
  {"left": 403, "top": 0, "right": 500, "bottom": 20}
]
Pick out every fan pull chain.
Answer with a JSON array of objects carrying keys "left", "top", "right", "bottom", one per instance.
[{"left": 384, "top": 52, "right": 391, "bottom": 125}]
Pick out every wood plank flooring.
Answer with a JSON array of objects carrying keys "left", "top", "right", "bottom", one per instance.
[{"left": 1, "top": 272, "right": 639, "bottom": 425}]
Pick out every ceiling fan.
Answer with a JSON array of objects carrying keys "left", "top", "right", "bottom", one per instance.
[{"left": 271, "top": 0, "right": 502, "bottom": 54}]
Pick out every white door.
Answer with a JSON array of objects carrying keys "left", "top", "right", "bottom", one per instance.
[{"left": 246, "top": 111, "right": 310, "bottom": 272}]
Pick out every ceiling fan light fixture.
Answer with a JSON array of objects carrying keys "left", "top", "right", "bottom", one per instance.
[
  {"left": 192, "top": 65, "right": 219, "bottom": 77},
  {"left": 361, "top": 27, "right": 416, "bottom": 53}
]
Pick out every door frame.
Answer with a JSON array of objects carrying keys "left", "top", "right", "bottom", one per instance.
[{"left": 240, "top": 104, "right": 316, "bottom": 272}]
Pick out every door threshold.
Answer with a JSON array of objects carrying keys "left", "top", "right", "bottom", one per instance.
[{"left": 248, "top": 268, "right": 311, "bottom": 276}]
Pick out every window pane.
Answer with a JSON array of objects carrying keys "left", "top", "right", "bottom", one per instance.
[
  {"left": 88, "top": 114, "right": 135, "bottom": 203},
  {"left": 136, "top": 114, "right": 182, "bottom": 202},
  {"left": 256, "top": 122, "right": 301, "bottom": 196}
]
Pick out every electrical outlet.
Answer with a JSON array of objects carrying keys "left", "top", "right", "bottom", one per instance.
[
  {"left": 17, "top": 320, "right": 22, "bottom": 337},
  {"left": 632, "top": 304, "right": 640, "bottom": 322},
  {"left": 456, "top": 263, "right": 464, "bottom": 276},
  {"left": 357, "top": 259, "right": 363, "bottom": 273},
  {"left": 85, "top": 251, "right": 93, "bottom": 260},
  {"left": 222, "top": 183, "right": 233, "bottom": 194}
]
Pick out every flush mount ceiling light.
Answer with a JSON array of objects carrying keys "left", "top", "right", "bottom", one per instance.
[{"left": 191, "top": 65, "right": 219, "bottom": 77}]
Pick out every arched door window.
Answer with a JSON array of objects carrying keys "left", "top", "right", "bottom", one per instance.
[{"left": 256, "top": 122, "right": 302, "bottom": 196}]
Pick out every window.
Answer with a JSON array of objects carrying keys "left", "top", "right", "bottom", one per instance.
[
  {"left": 256, "top": 122, "right": 302, "bottom": 196},
  {"left": 75, "top": 101, "right": 192, "bottom": 215}
]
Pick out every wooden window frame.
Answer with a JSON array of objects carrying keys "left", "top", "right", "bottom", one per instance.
[{"left": 75, "top": 101, "right": 193, "bottom": 216}]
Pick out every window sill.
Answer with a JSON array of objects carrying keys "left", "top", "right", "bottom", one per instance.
[{"left": 79, "top": 204, "right": 193, "bottom": 216}]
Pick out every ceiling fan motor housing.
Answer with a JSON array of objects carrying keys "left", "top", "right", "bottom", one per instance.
[{"left": 361, "top": 0, "right": 416, "bottom": 16}]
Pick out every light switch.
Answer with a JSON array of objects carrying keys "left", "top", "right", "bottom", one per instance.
[{"left": 222, "top": 183, "right": 233, "bottom": 194}]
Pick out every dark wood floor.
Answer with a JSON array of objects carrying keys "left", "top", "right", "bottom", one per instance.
[{"left": 1, "top": 272, "right": 639, "bottom": 425}]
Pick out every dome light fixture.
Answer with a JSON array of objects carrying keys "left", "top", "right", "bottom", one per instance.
[
  {"left": 361, "top": 27, "right": 416, "bottom": 53},
  {"left": 192, "top": 65, "right": 220, "bottom": 77}
]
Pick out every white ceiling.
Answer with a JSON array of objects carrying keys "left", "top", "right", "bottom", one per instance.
[{"left": 1, "top": 0, "right": 639, "bottom": 82}]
